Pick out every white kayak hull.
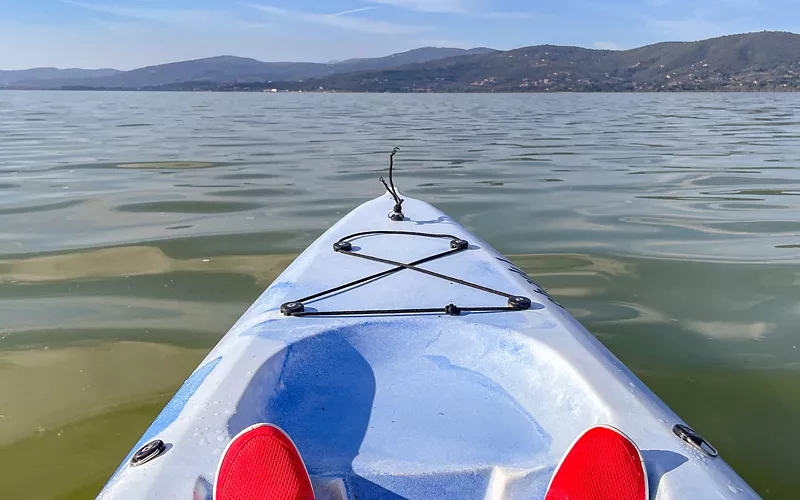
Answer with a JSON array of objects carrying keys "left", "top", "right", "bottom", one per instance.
[{"left": 98, "top": 194, "right": 759, "bottom": 500}]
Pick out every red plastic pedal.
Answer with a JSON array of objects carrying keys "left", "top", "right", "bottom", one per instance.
[
  {"left": 215, "top": 424, "right": 315, "bottom": 500},
  {"left": 545, "top": 425, "right": 648, "bottom": 500}
]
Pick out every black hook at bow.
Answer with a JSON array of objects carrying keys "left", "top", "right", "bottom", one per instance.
[{"left": 380, "top": 147, "right": 404, "bottom": 221}]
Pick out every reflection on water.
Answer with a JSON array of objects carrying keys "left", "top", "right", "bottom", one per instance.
[
  {"left": 0, "top": 91, "right": 799, "bottom": 499},
  {"left": 0, "top": 246, "right": 294, "bottom": 284},
  {"left": 0, "top": 342, "right": 206, "bottom": 446},
  {"left": 117, "top": 161, "right": 216, "bottom": 169}
]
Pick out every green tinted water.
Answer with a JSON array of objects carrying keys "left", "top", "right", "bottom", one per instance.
[{"left": 0, "top": 91, "right": 798, "bottom": 498}]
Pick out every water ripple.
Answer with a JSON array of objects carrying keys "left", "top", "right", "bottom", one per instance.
[{"left": 1, "top": 91, "right": 799, "bottom": 499}]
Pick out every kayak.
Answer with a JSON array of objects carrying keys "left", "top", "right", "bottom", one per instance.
[{"left": 97, "top": 183, "right": 759, "bottom": 499}]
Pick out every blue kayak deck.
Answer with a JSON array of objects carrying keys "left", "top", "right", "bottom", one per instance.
[
  {"left": 98, "top": 194, "right": 759, "bottom": 500},
  {"left": 228, "top": 318, "right": 602, "bottom": 499}
]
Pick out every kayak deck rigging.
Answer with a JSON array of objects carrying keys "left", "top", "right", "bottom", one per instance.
[
  {"left": 96, "top": 149, "right": 760, "bottom": 500},
  {"left": 280, "top": 230, "right": 532, "bottom": 317}
]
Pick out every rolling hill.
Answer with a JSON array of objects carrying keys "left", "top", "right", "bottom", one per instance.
[
  {"left": 0, "top": 67, "right": 120, "bottom": 86},
  {"left": 6, "top": 32, "right": 800, "bottom": 92},
  {"left": 5, "top": 47, "right": 496, "bottom": 90},
  {"left": 264, "top": 31, "right": 800, "bottom": 92}
]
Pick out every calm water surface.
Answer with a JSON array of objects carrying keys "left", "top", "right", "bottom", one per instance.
[{"left": 0, "top": 91, "right": 798, "bottom": 499}]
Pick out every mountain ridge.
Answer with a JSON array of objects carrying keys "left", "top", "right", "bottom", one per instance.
[
  {"left": 262, "top": 31, "right": 800, "bottom": 92},
  {"left": 5, "top": 32, "right": 800, "bottom": 92},
  {"left": 0, "top": 67, "right": 121, "bottom": 86},
  {"left": 2, "top": 47, "right": 497, "bottom": 89}
]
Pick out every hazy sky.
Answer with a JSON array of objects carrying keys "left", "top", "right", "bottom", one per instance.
[{"left": 1, "top": 0, "right": 797, "bottom": 69}]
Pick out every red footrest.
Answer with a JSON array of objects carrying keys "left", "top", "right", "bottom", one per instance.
[
  {"left": 546, "top": 426, "right": 648, "bottom": 500},
  {"left": 215, "top": 424, "right": 315, "bottom": 500}
]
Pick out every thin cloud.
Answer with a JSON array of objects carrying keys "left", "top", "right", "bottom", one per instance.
[
  {"left": 245, "top": 4, "right": 428, "bottom": 35},
  {"left": 366, "top": 0, "right": 468, "bottom": 14},
  {"left": 365, "top": 1, "right": 533, "bottom": 20},
  {"left": 332, "top": 7, "right": 380, "bottom": 17},
  {"left": 64, "top": 1, "right": 220, "bottom": 25}
]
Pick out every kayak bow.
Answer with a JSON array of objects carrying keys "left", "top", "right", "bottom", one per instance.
[{"left": 98, "top": 158, "right": 759, "bottom": 500}]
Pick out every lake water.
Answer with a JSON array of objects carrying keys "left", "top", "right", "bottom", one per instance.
[{"left": 0, "top": 91, "right": 798, "bottom": 499}]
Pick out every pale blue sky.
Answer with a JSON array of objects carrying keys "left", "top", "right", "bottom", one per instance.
[{"left": 0, "top": 0, "right": 797, "bottom": 69}]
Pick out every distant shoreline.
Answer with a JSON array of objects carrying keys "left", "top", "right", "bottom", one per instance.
[
  {"left": 4, "top": 32, "right": 800, "bottom": 94},
  {"left": 4, "top": 88, "right": 800, "bottom": 93}
]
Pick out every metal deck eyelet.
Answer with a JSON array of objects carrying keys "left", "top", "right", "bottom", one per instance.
[{"left": 673, "top": 424, "right": 719, "bottom": 457}]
